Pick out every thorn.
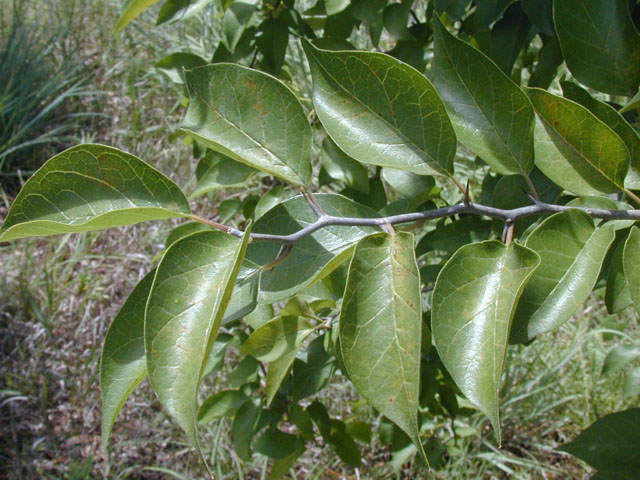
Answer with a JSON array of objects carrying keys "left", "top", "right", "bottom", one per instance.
[
  {"left": 502, "top": 220, "right": 515, "bottom": 244},
  {"left": 521, "top": 188, "right": 541, "bottom": 205},
  {"left": 301, "top": 187, "right": 326, "bottom": 218},
  {"left": 463, "top": 179, "right": 471, "bottom": 205},
  {"left": 262, "top": 244, "right": 294, "bottom": 271}
]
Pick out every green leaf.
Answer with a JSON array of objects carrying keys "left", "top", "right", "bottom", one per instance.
[
  {"left": 351, "top": 0, "right": 386, "bottom": 46},
  {"left": 0, "top": 144, "right": 190, "bottom": 242},
  {"left": 330, "top": 429, "right": 361, "bottom": 467},
  {"left": 155, "top": 52, "right": 207, "bottom": 84},
  {"left": 381, "top": 168, "right": 438, "bottom": 201},
  {"left": 554, "top": 0, "right": 640, "bottom": 97},
  {"left": 346, "top": 420, "right": 372, "bottom": 444},
  {"left": 624, "top": 227, "right": 640, "bottom": 316},
  {"left": 624, "top": 368, "right": 640, "bottom": 398},
  {"left": 340, "top": 232, "right": 427, "bottom": 462},
  {"left": 521, "top": 0, "right": 553, "bottom": 36},
  {"left": 559, "top": 408, "right": 640, "bottom": 479},
  {"left": 321, "top": 137, "right": 370, "bottom": 194},
  {"left": 198, "top": 389, "right": 248, "bottom": 422},
  {"left": 307, "top": 401, "right": 332, "bottom": 441},
  {"left": 472, "top": 0, "right": 513, "bottom": 29},
  {"left": 416, "top": 217, "right": 492, "bottom": 256},
  {"left": 100, "top": 271, "right": 154, "bottom": 448},
  {"left": 527, "top": 88, "right": 629, "bottom": 196},
  {"left": 144, "top": 229, "right": 250, "bottom": 467},
  {"left": 165, "top": 222, "right": 211, "bottom": 249},
  {"left": 232, "top": 398, "right": 262, "bottom": 461},
  {"left": 292, "top": 335, "right": 336, "bottom": 400},
  {"left": 527, "top": 35, "right": 563, "bottom": 89},
  {"left": 605, "top": 240, "right": 633, "bottom": 314},
  {"left": 190, "top": 150, "right": 257, "bottom": 199},
  {"left": 602, "top": 345, "right": 640, "bottom": 375},
  {"left": 432, "top": 240, "right": 539, "bottom": 441},
  {"left": 383, "top": 2, "right": 413, "bottom": 41},
  {"left": 242, "top": 316, "right": 314, "bottom": 363},
  {"left": 510, "top": 210, "right": 615, "bottom": 344},
  {"left": 181, "top": 64, "right": 312, "bottom": 186},
  {"left": 269, "top": 445, "right": 306, "bottom": 480},
  {"left": 256, "top": 19, "right": 289, "bottom": 75},
  {"left": 302, "top": 39, "right": 456, "bottom": 177},
  {"left": 244, "top": 194, "right": 379, "bottom": 303},
  {"left": 228, "top": 356, "right": 260, "bottom": 388},
  {"left": 431, "top": 15, "right": 535, "bottom": 176},
  {"left": 254, "top": 428, "right": 304, "bottom": 459},
  {"left": 561, "top": 81, "right": 640, "bottom": 190},
  {"left": 222, "top": 0, "right": 259, "bottom": 52},
  {"left": 114, "top": 0, "right": 161, "bottom": 33},
  {"left": 254, "top": 185, "right": 285, "bottom": 220},
  {"left": 156, "top": 0, "right": 216, "bottom": 25}
]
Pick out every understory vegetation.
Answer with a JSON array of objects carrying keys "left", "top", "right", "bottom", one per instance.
[{"left": 1, "top": 1, "right": 639, "bottom": 479}]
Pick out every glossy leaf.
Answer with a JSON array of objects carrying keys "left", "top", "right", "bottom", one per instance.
[
  {"left": 191, "top": 150, "right": 257, "bottom": 199},
  {"left": 100, "top": 271, "right": 154, "bottom": 447},
  {"left": 431, "top": 15, "right": 535, "bottom": 176},
  {"left": 165, "top": 222, "right": 211, "bottom": 249},
  {"left": 320, "top": 137, "right": 370, "bottom": 194},
  {"left": 114, "top": 0, "right": 161, "bottom": 33},
  {"left": 340, "top": 232, "right": 427, "bottom": 461},
  {"left": 156, "top": 0, "right": 216, "bottom": 25},
  {"left": 561, "top": 81, "right": 640, "bottom": 190},
  {"left": 624, "top": 227, "right": 640, "bottom": 316},
  {"left": 145, "top": 229, "right": 250, "bottom": 465},
  {"left": 527, "top": 88, "right": 629, "bottom": 196},
  {"left": 417, "top": 217, "right": 492, "bottom": 256},
  {"left": 244, "top": 194, "right": 379, "bottom": 303},
  {"left": 510, "top": 210, "right": 615, "bottom": 344},
  {"left": 0, "top": 144, "right": 190, "bottom": 242},
  {"left": 554, "top": 0, "right": 640, "bottom": 96},
  {"left": 602, "top": 345, "right": 640, "bottom": 375},
  {"left": 432, "top": 240, "right": 539, "bottom": 441},
  {"left": 242, "top": 316, "right": 314, "bottom": 363},
  {"left": 181, "top": 64, "right": 312, "bottom": 186},
  {"left": 302, "top": 39, "right": 456, "bottom": 177},
  {"left": 381, "top": 168, "right": 438, "bottom": 200},
  {"left": 559, "top": 408, "right": 640, "bottom": 479},
  {"left": 254, "top": 185, "right": 285, "bottom": 220}
]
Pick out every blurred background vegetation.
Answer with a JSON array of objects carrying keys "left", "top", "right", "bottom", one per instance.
[{"left": 0, "top": 0, "right": 638, "bottom": 478}]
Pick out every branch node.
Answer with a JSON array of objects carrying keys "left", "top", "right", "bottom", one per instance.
[{"left": 463, "top": 179, "right": 471, "bottom": 205}]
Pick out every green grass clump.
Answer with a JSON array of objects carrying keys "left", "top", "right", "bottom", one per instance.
[{"left": 0, "top": 1, "right": 94, "bottom": 194}]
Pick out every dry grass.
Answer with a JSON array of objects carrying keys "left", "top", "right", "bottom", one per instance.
[{"left": 1, "top": 1, "right": 639, "bottom": 479}]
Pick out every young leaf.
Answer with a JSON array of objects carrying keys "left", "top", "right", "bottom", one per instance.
[
  {"left": 340, "top": 232, "right": 427, "bottom": 462},
  {"left": 561, "top": 81, "right": 640, "bottom": 190},
  {"left": 559, "top": 408, "right": 640, "bottom": 479},
  {"left": 190, "top": 150, "right": 257, "bottom": 199},
  {"left": 114, "top": 0, "right": 161, "bottom": 33},
  {"left": 198, "top": 389, "right": 248, "bottom": 423},
  {"left": 0, "top": 144, "right": 191, "bottom": 242},
  {"left": 527, "top": 88, "right": 630, "bottom": 196},
  {"left": 100, "top": 270, "right": 154, "bottom": 448},
  {"left": 432, "top": 240, "right": 540, "bottom": 442},
  {"left": 554, "top": 0, "right": 640, "bottom": 97},
  {"left": 431, "top": 14, "right": 535, "bottom": 176},
  {"left": 232, "top": 398, "right": 262, "bottom": 461},
  {"left": 181, "top": 64, "right": 312, "bottom": 186},
  {"left": 156, "top": 0, "right": 216, "bottom": 26},
  {"left": 244, "top": 194, "right": 379, "bottom": 303},
  {"left": 510, "top": 210, "right": 615, "bottom": 344},
  {"left": 302, "top": 39, "right": 456, "bottom": 177},
  {"left": 242, "top": 316, "right": 314, "bottom": 363},
  {"left": 624, "top": 227, "right": 640, "bottom": 316},
  {"left": 144, "top": 229, "right": 250, "bottom": 469},
  {"left": 222, "top": 0, "right": 259, "bottom": 52}
]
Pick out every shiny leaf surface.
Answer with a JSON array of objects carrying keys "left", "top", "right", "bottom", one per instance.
[
  {"left": 624, "top": 227, "right": 640, "bottom": 316},
  {"left": 0, "top": 144, "right": 190, "bottom": 242},
  {"left": 431, "top": 15, "right": 535, "bottom": 175},
  {"left": 527, "top": 88, "right": 629, "bottom": 195},
  {"left": 432, "top": 240, "right": 539, "bottom": 441},
  {"left": 340, "top": 232, "right": 426, "bottom": 462},
  {"left": 145, "top": 230, "right": 250, "bottom": 463},
  {"left": 303, "top": 39, "right": 456, "bottom": 176},
  {"left": 511, "top": 210, "right": 615, "bottom": 344},
  {"left": 182, "top": 64, "right": 312, "bottom": 185}
]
